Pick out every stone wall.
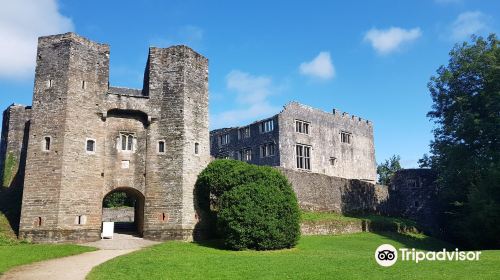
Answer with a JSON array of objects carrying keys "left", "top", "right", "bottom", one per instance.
[
  {"left": 102, "top": 207, "right": 135, "bottom": 222},
  {"left": 210, "top": 115, "right": 280, "bottom": 167},
  {"left": 209, "top": 102, "right": 377, "bottom": 182},
  {"left": 8, "top": 32, "right": 210, "bottom": 243},
  {"left": 278, "top": 102, "right": 376, "bottom": 182},
  {"left": 0, "top": 105, "right": 31, "bottom": 188},
  {"left": 277, "top": 167, "right": 387, "bottom": 213},
  {"left": 384, "top": 169, "right": 439, "bottom": 235}
]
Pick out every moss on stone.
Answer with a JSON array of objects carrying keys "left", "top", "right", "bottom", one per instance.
[{"left": 2, "top": 152, "right": 18, "bottom": 187}]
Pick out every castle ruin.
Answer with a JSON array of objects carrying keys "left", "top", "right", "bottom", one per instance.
[{"left": 0, "top": 32, "right": 210, "bottom": 243}]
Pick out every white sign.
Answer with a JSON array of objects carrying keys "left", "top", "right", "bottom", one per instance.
[{"left": 102, "top": 222, "right": 114, "bottom": 239}]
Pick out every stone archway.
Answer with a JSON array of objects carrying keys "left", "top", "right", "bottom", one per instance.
[{"left": 102, "top": 187, "right": 145, "bottom": 236}]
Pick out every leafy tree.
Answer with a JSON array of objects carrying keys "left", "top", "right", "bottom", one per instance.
[
  {"left": 377, "top": 155, "right": 402, "bottom": 185},
  {"left": 103, "top": 192, "right": 135, "bottom": 208},
  {"left": 426, "top": 34, "right": 500, "bottom": 249}
]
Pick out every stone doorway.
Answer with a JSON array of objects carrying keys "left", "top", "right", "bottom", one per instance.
[{"left": 102, "top": 187, "right": 145, "bottom": 237}]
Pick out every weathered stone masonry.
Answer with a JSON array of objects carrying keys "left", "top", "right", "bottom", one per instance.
[{"left": 0, "top": 32, "right": 210, "bottom": 243}]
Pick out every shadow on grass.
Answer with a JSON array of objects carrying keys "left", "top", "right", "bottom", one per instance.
[
  {"left": 0, "top": 184, "right": 23, "bottom": 237},
  {"left": 372, "top": 231, "right": 454, "bottom": 251}
]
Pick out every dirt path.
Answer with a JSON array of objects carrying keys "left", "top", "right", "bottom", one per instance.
[{"left": 1, "top": 233, "right": 159, "bottom": 280}]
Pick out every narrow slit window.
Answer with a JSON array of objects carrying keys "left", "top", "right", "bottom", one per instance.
[
  {"left": 36, "top": 217, "right": 42, "bottom": 227},
  {"left": 82, "top": 80, "right": 86, "bottom": 89},
  {"left": 158, "top": 141, "right": 165, "bottom": 153},
  {"left": 195, "top": 142, "right": 199, "bottom": 154},
  {"left": 44, "top": 137, "right": 51, "bottom": 151}
]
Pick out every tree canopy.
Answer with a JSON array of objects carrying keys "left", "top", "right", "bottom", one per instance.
[
  {"left": 377, "top": 155, "right": 402, "bottom": 185},
  {"left": 425, "top": 34, "right": 500, "bottom": 249}
]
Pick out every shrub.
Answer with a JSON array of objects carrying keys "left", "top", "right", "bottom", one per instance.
[
  {"left": 195, "top": 159, "right": 292, "bottom": 212},
  {"left": 218, "top": 182, "right": 300, "bottom": 250},
  {"left": 195, "top": 159, "right": 300, "bottom": 250}
]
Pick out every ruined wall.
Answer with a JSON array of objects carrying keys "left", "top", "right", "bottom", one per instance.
[
  {"left": 0, "top": 105, "right": 31, "bottom": 188},
  {"left": 210, "top": 115, "right": 280, "bottom": 166},
  {"left": 385, "top": 169, "right": 439, "bottom": 235},
  {"left": 278, "top": 102, "right": 376, "bottom": 182},
  {"left": 277, "top": 167, "right": 387, "bottom": 213}
]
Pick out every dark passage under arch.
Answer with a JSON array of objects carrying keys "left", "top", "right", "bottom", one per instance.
[{"left": 102, "top": 187, "right": 145, "bottom": 237}]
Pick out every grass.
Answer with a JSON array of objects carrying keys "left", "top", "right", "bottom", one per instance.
[
  {"left": 0, "top": 187, "right": 95, "bottom": 275},
  {"left": 87, "top": 232, "right": 500, "bottom": 280}
]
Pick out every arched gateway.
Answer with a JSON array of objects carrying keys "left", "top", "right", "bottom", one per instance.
[
  {"left": 12, "top": 32, "right": 209, "bottom": 243},
  {"left": 102, "top": 187, "right": 145, "bottom": 236}
]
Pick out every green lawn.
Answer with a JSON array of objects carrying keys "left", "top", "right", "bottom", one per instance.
[
  {"left": 0, "top": 210, "right": 95, "bottom": 275},
  {"left": 87, "top": 232, "right": 500, "bottom": 280}
]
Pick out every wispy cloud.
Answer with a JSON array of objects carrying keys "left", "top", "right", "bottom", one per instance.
[
  {"left": 0, "top": 0, "right": 74, "bottom": 79},
  {"left": 211, "top": 70, "right": 282, "bottom": 129},
  {"left": 299, "top": 52, "right": 335, "bottom": 80},
  {"left": 449, "top": 11, "right": 491, "bottom": 41},
  {"left": 364, "top": 27, "right": 422, "bottom": 55}
]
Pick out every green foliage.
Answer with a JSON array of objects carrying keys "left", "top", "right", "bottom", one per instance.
[
  {"left": 2, "top": 152, "right": 17, "bottom": 187},
  {"left": 103, "top": 192, "right": 135, "bottom": 208},
  {"left": 195, "top": 159, "right": 300, "bottom": 250},
  {"left": 218, "top": 183, "right": 300, "bottom": 250},
  {"left": 376, "top": 155, "right": 402, "bottom": 185},
  {"left": 426, "top": 34, "right": 500, "bottom": 249},
  {"left": 87, "top": 233, "right": 500, "bottom": 280}
]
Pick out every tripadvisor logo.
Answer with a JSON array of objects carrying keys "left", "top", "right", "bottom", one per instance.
[{"left": 374, "top": 244, "right": 481, "bottom": 267}]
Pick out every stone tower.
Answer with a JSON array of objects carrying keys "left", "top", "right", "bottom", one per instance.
[{"left": 11, "top": 32, "right": 209, "bottom": 243}]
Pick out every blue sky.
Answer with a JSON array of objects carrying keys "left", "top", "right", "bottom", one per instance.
[{"left": 1, "top": 0, "right": 498, "bottom": 167}]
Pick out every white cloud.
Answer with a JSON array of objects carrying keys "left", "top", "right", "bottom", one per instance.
[
  {"left": 0, "top": 0, "right": 74, "bottom": 79},
  {"left": 299, "top": 52, "right": 335, "bottom": 80},
  {"left": 364, "top": 27, "right": 422, "bottom": 55},
  {"left": 449, "top": 11, "right": 491, "bottom": 40},
  {"left": 211, "top": 70, "right": 281, "bottom": 129}
]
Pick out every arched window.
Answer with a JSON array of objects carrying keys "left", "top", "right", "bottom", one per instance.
[
  {"left": 195, "top": 142, "right": 199, "bottom": 154},
  {"left": 120, "top": 133, "right": 134, "bottom": 151}
]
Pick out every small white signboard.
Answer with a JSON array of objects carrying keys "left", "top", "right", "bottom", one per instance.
[{"left": 102, "top": 222, "right": 114, "bottom": 239}]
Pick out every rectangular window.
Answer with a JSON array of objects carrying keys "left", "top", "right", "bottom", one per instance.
[
  {"left": 238, "top": 126, "right": 251, "bottom": 139},
  {"left": 239, "top": 148, "right": 252, "bottom": 161},
  {"left": 261, "top": 143, "right": 276, "bottom": 157},
  {"left": 295, "top": 120, "right": 310, "bottom": 134},
  {"left": 158, "top": 141, "right": 165, "bottom": 153},
  {"left": 341, "top": 131, "right": 351, "bottom": 144},
  {"left": 329, "top": 157, "right": 336, "bottom": 166},
  {"left": 261, "top": 119, "right": 274, "bottom": 133},
  {"left": 120, "top": 133, "right": 134, "bottom": 151},
  {"left": 244, "top": 149, "right": 252, "bottom": 161},
  {"left": 86, "top": 139, "right": 95, "bottom": 152},
  {"left": 219, "top": 134, "right": 230, "bottom": 145},
  {"left": 296, "top": 144, "right": 311, "bottom": 170},
  {"left": 195, "top": 143, "right": 199, "bottom": 154}
]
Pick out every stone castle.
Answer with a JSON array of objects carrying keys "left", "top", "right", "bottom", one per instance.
[
  {"left": 0, "top": 32, "right": 210, "bottom": 242},
  {"left": 210, "top": 102, "right": 377, "bottom": 182},
  {"left": 1, "top": 32, "right": 439, "bottom": 243}
]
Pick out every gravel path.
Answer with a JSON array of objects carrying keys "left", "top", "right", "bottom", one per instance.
[{"left": 1, "top": 233, "right": 159, "bottom": 280}]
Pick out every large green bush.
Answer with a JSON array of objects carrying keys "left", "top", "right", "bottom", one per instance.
[
  {"left": 195, "top": 159, "right": 300, "bottom": 250},
  {"left": 218, "top": 182, "right": 300, "bottom": 250}
]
